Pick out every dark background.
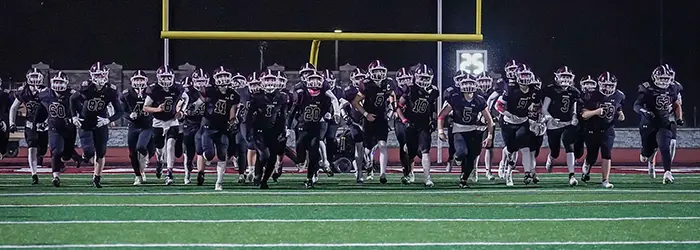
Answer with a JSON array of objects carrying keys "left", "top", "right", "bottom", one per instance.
[{"left": 0, "top": 0, "right": 698, "bottom": 126}]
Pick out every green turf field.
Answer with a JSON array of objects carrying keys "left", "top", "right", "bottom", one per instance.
[{"left": 0, "top": 173, "right": 699, "bottom": 249}]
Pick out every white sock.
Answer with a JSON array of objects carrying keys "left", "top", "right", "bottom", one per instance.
[
  {"left": 28, "top": 147, "right": 38, "bottom": 175},
  {"left": 138, "top": 153, "right": 148, "bottom": 173},
  {"left": 566, "top": 152, "right": 575, "bottom": 174},
  {"left": 216, "top": 161, "right": 226, "bottom": 184},
  {"left": 378, "top": 141, "right": 388, "bottom": 176},
  {"left": 319, "top": 141, "right": 328, "bottom": 164},
  {"left": 520, "top": 148, "right": 532, "bottom": 172},
  {"left": 484, "top": 149, "right": 492, "bottom": 171},
  {"left": 354, "top": 143, "right": 364, "bottom": 178},
  {"left": 501, "top": 147, "right": 511, "bottom": 164},
  {"left": 166, "top": 138, "right": 176, "bottom": 171},
  {"left": 670, "top": 139, "right": 677, "bottom": 161},
  {"left": 52, "top": 172, "right": 59, "bottom": 178},
  {"left": 421, "top": 153, "right": 431, "bottom": 181},
  {"left": 529, "top": 151, "right": 537, "bottom": 174},
  {"left": 156, "top": 148, "right": 164, "bottom": 162}
]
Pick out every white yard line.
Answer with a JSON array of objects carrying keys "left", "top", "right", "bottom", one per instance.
[
  {"left": 2, "top": 189, "right": 700, "bottom": 197},
  {"left": 1, "top": 241, "right": 700, "bottom": 248},
  {"left": 1, "top": 217, "right": 699, "bottom": 225},
  {"left": 1, "top": 200, "right": 698, "bottom": 208}
]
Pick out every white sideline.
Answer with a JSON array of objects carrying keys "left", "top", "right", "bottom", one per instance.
[
  {"left": 1, "top": 241, "right": 700, "bottom": 248},
  {"left": 1, "top": 200, "right": 698, "bottom": 208},
  {"left": 2, "top": 189, "right": 700, "bottom": 197},
  {"left": 1, "top": 217, "right": 700, "bottom": 225}
]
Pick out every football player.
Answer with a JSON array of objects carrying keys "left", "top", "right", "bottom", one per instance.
[
  {"left": 70, "top": 62, "right": 123, "bottom": 188},
  {"left": 198, "top": 67, "right": 240, "bottom": 190},
  {"left": 351, "top": 60, "right": 394, "bottom": 184},
  {"left": 543, "top": 66, "right": 581, "bottom": 186},
  {"left": 475, "top": 71, "right": 497, "bottom": 181},
  {"left": 0, "top": 78, "right": 10, "bottom": 159},
  {"left": 580, "top": 72, "right": 625, "bottom": 188},
  {"left": 287, "top": 70, "right": 332, "bottom": 188},
  {"left": 393, "top": 67, "right": 415, "bottom": 183},
  {"left": 321, "top": 69, "right": 343, "bottom": 175},
  {"left": 245, "top": 71, "right": 287, "bottom": 189},
  {"left": 143, "top": 66, "right": 184, "bottom": 185},
  {"left": 495, "top": 64, "right": 542, "bottom": 187},
  {"left": 36, "top": 72, "right": 78, "bottom": 187},
  {"left": 496, "top": 60, "right": 521, "bottom": 180},
  {"left": 438, "top": 70, "right": 494, "bottom": 188},
  {"left": 341, "top": 68, "right": 368, "bottom": 183},
  {"left": 395, "top": 64, "right": 439, "bottom": 186},
  {"left": 524, "top": 76, "right": 546, "bottom": 184},
  {"left": 635, "top": 65, "right": 682, "bottom": 184},
  {"left": 180, "top": 69, "right": 208, "bottom": 185},
  {"left": 9, "top": 68, "right": 49, "bottom": 184},
  {"left": 227, "top": 72, "right": 249, "bottom": 183},
  {"left": 574, "top": 76, "right": 597, "bottom": 162},
  {"left": 120, "top": 70, "right": 153, "bottom": 185}
]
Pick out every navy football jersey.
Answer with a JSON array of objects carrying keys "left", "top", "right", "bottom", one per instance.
[
  {"left": 145, "top": 84, "right": 183, "bottom": 121},
  {"left": 290, "top": 87, "right": 332, "bottom": 128},
  {"left": 446, "top": 93, "right": 487, "bottom": 126},
  {"left": 583, "top": 90, "right": 625, "bottom": 130},
  {"left": 342, "top": 86, "right": 363, "bottom": 124},
  {"left": 0, "top": 89, "right": 10, "bottom": 120},
  {"left": 503, "top": 82, "right": 542, "bottom": 118},
  {"left": 14, "top": 85, "right": 47, "bottom": 124},
  {"left": 37, "top": 88, "right": 74, "bottom": 130},
  {"left": 634, "top": 82, "right": 680, "bottom": 128},
  {"left": 120, "top": 88, "right": 152, "bottom": 129},
  {"left": 201, "top": 87, "right": 240, "bottom": 131},
  {"left": 182, "top": 87, "right": 205, "bottom": 127},
  {"left": 400, "top": 85, "right": 439, "bottom": 126},
  {"left": 358, "top": 79, "right": 394, "bottom": 118},
  {"left": 246, "top": 91, "right": 287, "bottom": 131},
  {"left": 544, "top": 84, "right": 580, "bottom": 122},
  {"left": 70, "top": 82, "right": 121, "bottom": 129}
]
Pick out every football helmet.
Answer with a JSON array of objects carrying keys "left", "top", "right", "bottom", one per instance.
[
  {"left": 554, "top": 66, "right": 575, "bottom": 87},
  {"left": 515, "top": 64, "right": 535, "bottom": 85},
  {"left": 260, "top": 69, "right": 277, "bottom": 93},
  {"left": 213, "top": 66, "right": 232, "bottom": 88},
  {"left": 476, "top": 72, "right": 493, "bottom": 92},
  {"left": 459, "top": 73, "right": 479, "bottom": 93},
  {"left": 247, "top": 72, "right": 261, "bottom": 93},
  {"left": 349, "top": 68, "right": 367, "bottom": 87},
  {"left": 276, "top": 71, "right": 288, "bottom": 90},
  {"left": 232, "top": 72, "right": 246, "bottom": 89},
  {"left": 299, "top": 63, "right": 316, "bottom": 81},
  {"left": 50, "top": 71, "right": 69, "bottom": 92},
  {"left": 321, "top": 69, "right": 337, "bottom": 89},
  {"left": 579, "top": 75, "right": 597, "bottom": 92},
  {"left": 89, "top": 62, "right": 109, "bottom": 87},
  {"left": 651, "top": 65, "right": 673, "bottom": 89},
  {"left": 26, "top": 68, "right": 44, "bottom": 86},
  {"left": 191, "top": 68, "right": 210, "bottom": 91},
  {"left": 156, "top": 65, "right": 175, "bottom": 88},
  {"left": 532, "top": 76, "right": 542, "bottom": 88},
  {"left": 504, "top": 60, "right": 519, "bottom": 79},
  {"left": 413, "top": 64, "right": 434, "bottom": 89},
  {"left": 181, "top": 77, "right": 192, "bottom": 90},
  {"left": 395, "top": 67, "right": 413, "bottom": 87},
  {"left": 597, "top": 72, "right": 618, "bottom": 96},
  {"left": 306, "top": 70, "right": 323, "bottom": 89},
  {"left": 367, "top": 60, "right": 387, "bottom": 82},
  {"left": 130, "top": 70, "right": 148, "bottom": 91}
]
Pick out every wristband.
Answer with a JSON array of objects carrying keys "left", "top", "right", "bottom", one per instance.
[
  {"left": 363, "top": 111, "right": 369, "bottom": 117},
  {"left": 438, "top": 129, "right": 444, "bottom": 134},
  {"left": 401, "top": 118, "right": 408, "bottom": 124}
]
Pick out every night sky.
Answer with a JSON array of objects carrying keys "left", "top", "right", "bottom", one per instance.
[{"left": 1, "top": 0, "right": 699, "bottom": 125}]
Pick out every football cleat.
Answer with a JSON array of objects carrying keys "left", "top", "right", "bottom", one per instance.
[
  {"left": 663, "top": 171, "right": 674, "bottom": 185},
  {"left": 523, "top": 173, "right": 533, "bottom": 185},
  {"left": 214, "top": 183, "right": 223, "bottom": 191},
  {"left": 304, "top": 179, "right": 314, "bottom": 189},
  {"left": 505, "top": 169, "right": 514, "bottom": 187},
  {"left": 184, "top": 170, "right": 191, "bottom": 185},
  {"left": 296, "top": 162, "right": 306, "bottom": 172},
  {"left": 312, "top": 174, "right": 319, "bottom": 184},
  {"left": 366, "top": 169, "right": 374, "bottom": 181},
  {"left": 322, "top": 161, "right": 334, "bottom": 177},
  {"left": 93, "top": 176, "right": 102, "bottom": 188},
  {"left": 485, "top": 171, "right": 496, "bottom": 181},
  {"left": 498, "top": 161, "right": 506, "bottom": 179},
  {"left": 196, "top": 171, "right": 205, "bottom": 186},
  {"left": 31, "top": 174, "right": 39, "bottom": 185},
  {"left": 401, "top": 175, "right": 410, "bottom": 185},
  {"left": 601, "top": 180, "right": 614, "bottom": 189},
  {"left": 424, "top": 179, "right": 434, "bottom": 188},
  {"left": 246, "top": 169, "right": 255, "bottom": 183},
  {"left": 581, "top": 173, "right": 591, "bottom": 183},
  {"left": 52, "top": 177, "right": 60, "bottom": 187},
  {"left": 133, "top": 176, "right": 143, "bottom": 186},
  {"left": 569, "top": 176, "right": 578, "bottom": 186},
  {"left": 379, "top": 174, "right": 387, "bottom": 184},
  {"left": 409, "top": 169, "right": 415, "bottom": 183},
  {"left": 259, "top": 182, "right": 269, "bottom": 189},
  {"left": 271, "top": 172, "right": 280, "bottom": 182},
  {"left": 545, "top": 157, "right": 553, "bottom": 173},
  {"left": 581, "top": 163, "right": 591, "bottom": 182},
  {"left": 253, "top": 175, "right": 262, "bottom": 186},
  {"left": 238, "top": 174, "right": 246, "bottom": 183},
  {"left": 459, "top": 179, "right": 469, "bottom": 189},
  {"left": 531, "top": 173, "right": 540, "bottom": 184},
  {"left": 141, "top": 172, "right": 147, "bottom": 183},
  {"left": 468, "top": 168, "right": 478, "bottom": 183},
  {"left": 356, "top": 177, "right": 364, "bottom": 184},
  {"left": 165, "top": 171, "right": 174, "bottom": 186}
]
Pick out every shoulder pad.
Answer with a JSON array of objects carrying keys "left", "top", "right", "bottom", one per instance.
[
  {"left": 17, "top": 86, "right": 25, "bottom": 91},
  {"left": 40, "top": 87, "right": 50, "bottom": 93},
  {"left": 122, "top": 89, "right": 130, "bottom": 95},
  {"left": 638, "top": 83, "right": 651, "bottom": 93},
  {"left": 69, "top": 89, "right": 76, "bottom": 95},
  {"left": 641, "top": 82, "right": 652, "bottom": 89},
  {"left": 81, "top": 81, "right": 90, "bottom": 87},
  {"left": 110, "top": 84, "right": 117, "bottom": 90}
]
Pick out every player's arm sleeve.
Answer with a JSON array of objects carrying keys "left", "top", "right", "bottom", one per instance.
[
  {"left": 325, "top": 89, "right": 340, "bottom": 116},
  {"left": 286, "top": 92, "right": 299, "bottom": 129},
  {"left": 541, "top": 97, "right": 552, "bottom": 118},
  {"left": 633, "top": 91, "right": 647, "bottom": 114},
  {"left": 8, "top": 99, "right": 21, "bottom": 126},
  {"left": 486, "top": 91, "right": 500, "bottom": 111},
  {"left": 244, "top": 100, "right": 255, "bottom": 137},
  {"left": 177, "top": 92, "right": 190, "bottom": 113},
  {"left": 69, "top": 91, "right": 83, "bottom": 119},
  {"left": 108, "top": 93, "right": 123, "bottom": 122}
]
